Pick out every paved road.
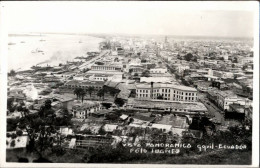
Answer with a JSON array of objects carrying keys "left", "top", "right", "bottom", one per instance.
[
  {"left": 156, "top": 54, "right": 177, "bottom": 81},
  {"left": 198, "top": 92, "right": 225, "bottom": 125},
  {"left": 78, "top": 50, "right": 109, "bottom": 70}
]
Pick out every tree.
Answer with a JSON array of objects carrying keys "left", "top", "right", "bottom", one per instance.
[
  {"left": 98, "top": 126, "right": 106, "bottom": 135},
  {"left": 97, "top": 88, "right": 105, "bottom": 100},
  {"left": 87, "top": 86, "right": 95, "bottom": 98},
  {"left": 7, "top": 118, "right": 19, "bottom": 131},
  {"left": 141, "top": 59, "right": 147, "bottom": 63},
  {"left": 8, "top": 69, "right": 16, "bottom": 77},
  {"left": 79, "top": 90, "right": 86, "bottom": 103},
  {"left": 184, "top": 53, "right": 193, "bottom": 61},
  {"left": 232, "top": 57, "right": 238, "bottom": 63},
  {"left": 7, "top": 98, "right": 14, "bottom": 111},
  {"left": 114, "top": 98, "right": 125, "bottom": 107},
  {"left": 10, "top": 140, "right": 16, "bottom": 147},
  {"left": 95, "top": 62, "right": 104, "bottom": 65},
  {"left": 16, "top": 130, "right": 23, "bottom": 136},
  {"left": 193, "top": 56, "right": 198, "bottom": 62},
  {"left": 74, "top": 88, "right": 84, "bottom": 100},
  {"left": 242, "top": 64, "right": 248, "bottom": 71},
  {"left": 17, "top": 99, "right": 72, "bottom": 159},
  {"left": 141, "top": 70, "right": 150, "bottom": 77},
  {"left": 232, "top": 64, "right": 235, "bottom": 68}
]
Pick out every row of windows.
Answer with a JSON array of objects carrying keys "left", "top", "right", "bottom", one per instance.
[
  {"left": 66, "top": 85, "right": 102, "bottom": 89},
  {"left": 137, "top": 89, "right": 197, "bottom": 96},
  {"left": 137, "top": 94, "right": 197, "bottom": 101},
  {"left": 94, "top": 77, "right": 107, "bottom": 80}
]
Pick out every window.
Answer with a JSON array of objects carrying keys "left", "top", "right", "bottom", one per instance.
[
  {"left": 186, "top": 93, "right": 188, "bottom": 95},
  {"left": 162, "top": 89, "right": 164, "bottom": 92}
]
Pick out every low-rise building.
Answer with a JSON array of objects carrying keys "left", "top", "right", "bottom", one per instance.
[
  {"left": 149, "top": 68, "right": 168, "bottom": 74},
  {"left": 207, "top": 89, "right": 245, "bottom": 111},
  {"left": 71, "top": 101, "right": 102, "bottom": 119},
  {"left": 126, "top": 98, "right": 207, "bottom": 115},
  {"left": 91, "top": 65, "right": 122, "bottom": 71},
  {"left": 64, "top": 80, "right": 104, "bottom": 91}
]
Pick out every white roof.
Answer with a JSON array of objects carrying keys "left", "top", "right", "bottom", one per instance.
[
  {"left": 151, "top": 124, "right": 172, "bottom": 131},
  {"left": 129, "top": 123, "right": 147, "bottom": 128},
  {"left": 120, "top": 114, "right": 129, "bottom": 120},
  {"left": 104, "top": 124, "right": 118, "bottom": 132},
  {"left": 6, "top": 136, "right": 28, "bottom": 149}
]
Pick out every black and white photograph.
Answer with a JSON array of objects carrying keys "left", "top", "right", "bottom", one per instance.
[{"left": 0, "top": 1, "right": 259, "bottom": 167}]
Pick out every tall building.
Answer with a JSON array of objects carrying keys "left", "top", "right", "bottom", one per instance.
[{"left": 165, "top": 36, "right": 168, "bottom": 43}]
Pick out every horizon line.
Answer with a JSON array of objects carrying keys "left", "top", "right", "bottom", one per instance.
[{"left": 8, "top": 31, "right": 254, "bottom": 39}]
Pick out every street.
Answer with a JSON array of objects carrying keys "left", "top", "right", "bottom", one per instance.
[{"left": 198, "top": 92, "right": 225, "bottom": 125}]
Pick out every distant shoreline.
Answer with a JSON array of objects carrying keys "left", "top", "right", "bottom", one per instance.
[
  {"left": 8, "top": 32, "right": 253, "bottom": 41},
  {"left": 8, "top": 33, "right": 106, "bottom": 40}
]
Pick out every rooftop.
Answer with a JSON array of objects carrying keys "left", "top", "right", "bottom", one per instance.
[
  {"left": 65, "top": 80, "right": 105, "bottom": 86},
  {"left": 127, "top": 98, "right": 207, "bottom": 112},
  {"left": 136, "top": 83, "right": 197, "bottom": 92},
  {"left": 156, "top": 114, "right": 188, "bottom": 128}
]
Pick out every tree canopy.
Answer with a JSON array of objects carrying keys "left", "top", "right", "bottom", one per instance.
[{"left": 17, "top": 99, "right": 72, "bottom": 158}]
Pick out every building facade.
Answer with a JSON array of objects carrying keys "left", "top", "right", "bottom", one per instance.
[
  {"left": 91, "top": 65, "right": 122, "bottom": 71},
  {"left": 135, "top": 83, "right": 198, "bottom": 102}
]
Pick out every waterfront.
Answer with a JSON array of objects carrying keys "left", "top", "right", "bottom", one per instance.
[{"left": 8, "top": 33, "right": 104, "bottom": 71}]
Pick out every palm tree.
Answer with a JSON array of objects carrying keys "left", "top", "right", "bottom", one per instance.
[
  {"left": 79, "top": 90, "right": 86, "bottom": 103},
  {"left": 74, "top": 88, "right": 83, "bottom": 100},
  {"left": 87, "top": 86, "right": 95, "bottom": 98},
  {"left": 97, "top": 88, "right": 105, "bottom": 100}
]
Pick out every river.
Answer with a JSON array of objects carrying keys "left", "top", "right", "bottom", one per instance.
[{"left": 8, "top": 33, "right": 104, "bottom": 71}]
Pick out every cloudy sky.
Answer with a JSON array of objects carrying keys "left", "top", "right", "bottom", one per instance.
[{"left": 2, "top": 1, "right": 256, "bottom": 37}]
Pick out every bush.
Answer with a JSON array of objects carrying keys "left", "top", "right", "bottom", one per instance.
[
  {"left": 11, "top": 133, "right": 17, "bottom": 139},
  {"left": 52, "top": 146, "right": 66, "bottom": 156},
  {"left": 10, "top": 140, "right": 16, "bottom": 147},
  {"left": 16, "top": 130, "right": 23, "bottom": 136}
]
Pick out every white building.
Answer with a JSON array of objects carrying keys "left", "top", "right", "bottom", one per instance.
[
  {"left": 240, "top": 57, "right": 253, "bottom": 65},
  {"left": 91, "top": 65, "right": 122, "bottom": 71},
  {"left": 150, "top": 68, "right": 168, "bottom": 74},
  {"left": 140, "top": 77, "right": 173, "bottom": 83},
  {"left": 71, "top": 101, "right": 102, "bottom": 119},
  {"left": 136, "top": 83, "right": 198, "bottom": 102}
]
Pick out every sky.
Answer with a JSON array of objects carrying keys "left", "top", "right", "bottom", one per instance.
[{"left": 2, "top": 1, "right": 257, "bottom": 37}]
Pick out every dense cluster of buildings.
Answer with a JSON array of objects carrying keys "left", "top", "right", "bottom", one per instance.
[{"left": 7, "top": 35, "right": 253, "bottom": 151}]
